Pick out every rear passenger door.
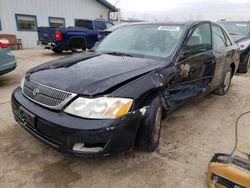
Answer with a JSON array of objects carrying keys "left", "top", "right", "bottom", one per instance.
[
  {"left": 211, "top": 24, "right": 233, "bottom": 88},
  {"left": 166, "top": 22, "right": 215, "bottom": 107}
]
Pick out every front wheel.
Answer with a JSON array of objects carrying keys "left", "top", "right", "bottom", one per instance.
[
  {"left": 135, "top": 97, "right": 163, "bottom": 152},
  {"left": 213, "top": 67, "right": 232, "bottom": 95}
]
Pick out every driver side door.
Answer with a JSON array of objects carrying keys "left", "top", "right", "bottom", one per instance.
[{"left": 166, "top": 22, "right": 216, "bottom": 107}]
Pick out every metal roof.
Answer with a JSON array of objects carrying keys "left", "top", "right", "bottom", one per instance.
[{"left": 96, "top": 0, "right": 118, "bottom": 12}]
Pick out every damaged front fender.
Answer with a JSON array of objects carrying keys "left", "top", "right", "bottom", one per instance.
[{"left": 110, "top": 66, "right": 177, "bottom": 110}]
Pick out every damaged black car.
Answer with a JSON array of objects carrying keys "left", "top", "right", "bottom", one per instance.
[
  {"left": 12, "top": 21, "right": 240, "bottom": 157},
  {"left": 219, "top": 20, "right": 250, "bottom": 73}
]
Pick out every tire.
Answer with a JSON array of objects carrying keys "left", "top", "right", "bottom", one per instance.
[
  {"left": 238, "top": 52, "right": 250, "bottom": 73},
  {"left": 71, "top": 48, "right": 78, "bottom": 53},
  {"left": 69, "top": 38, "right": 86, "bottom": 52},
  {"left": 135, "top": 97, "right": 163, "bottom": 152},
  {"left": 52, "top": 49, "right": 63, "bottom": 53},
  {"left": 213, "top": 67, "right": 232, "bottom": 95}
]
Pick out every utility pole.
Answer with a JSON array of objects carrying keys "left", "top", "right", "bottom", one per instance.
[
  {"left": 115, "top": 0, "right": 121, "bottom": 24},
  {"left": 118, "top": 8, "right": 121, "bottom": 24}
]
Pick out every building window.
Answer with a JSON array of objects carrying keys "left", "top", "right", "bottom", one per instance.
[
  {"left": 49, "top": 17, "right": 65, "bottom": 28},
  {"left": 0, "top": 19, "right": 2, "bottom": 30},
  {"left": 15, "top": 14, "right": 37, "bottom": 31}
]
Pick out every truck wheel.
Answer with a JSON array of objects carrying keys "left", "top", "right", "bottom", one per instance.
[
  {"left": 82, "top": 43, "right": 86, "bottom": 51},
  {"left": 52, "top": 49, "right": 63, "bottom": 53},
  {"left": 71, "top": 48, "right": 78, "bottom": 53},
  {"left": 135, "top": 97, "right": 163, "bottom": 152},
  {"left": 238, "top": 52, "right": 250, "bottom": 73},
  {"left": 213, "top": 67, "right": 232, "bottom": 96},
  {"left": 69, "top": 38, "right": 86, "bottom": 52}
]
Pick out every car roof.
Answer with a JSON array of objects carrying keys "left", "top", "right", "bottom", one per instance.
[
  {"left": 218, "top": 20, "right": 250, "bottom": 23},
  {"left": 120, "top": 20, "right": 215, "bottom": 28}
]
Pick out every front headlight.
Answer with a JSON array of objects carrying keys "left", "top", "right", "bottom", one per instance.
[
  {"left": 20, "top": 76, "right": 25, "bottom": 90},
  {"left": 64, "top": 97, "right": 133, "bottom": 119},
  {"left": 238, "top": 40, "right": 250, "bottom": 51}
]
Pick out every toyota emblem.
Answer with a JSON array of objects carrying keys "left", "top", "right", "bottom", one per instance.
[{"left": 33, "top": 88, "right": 40, "bottom": 96}]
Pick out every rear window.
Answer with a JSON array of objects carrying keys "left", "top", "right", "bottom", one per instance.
[
  {"left": 75, "top": 20, "right": 93, "bottom": 30},
  {"left": 95, "top": 21, "right": 107, "bottom": 30}
]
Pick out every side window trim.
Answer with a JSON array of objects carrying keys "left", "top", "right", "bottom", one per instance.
[{"left": 222, "top": 29, "right": 233, "bottom": 46}]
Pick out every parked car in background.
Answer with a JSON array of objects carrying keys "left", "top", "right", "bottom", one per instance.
[
  {"left": 0, "top": 38, "right": 16, "bottom": 76},
  {"left": 219, "top": 20, "right": 250, "bottom": 73},
  {"left": 37, "top": 19, "right": 114, "bottom": 53},
  {"left": 12, "top": 21, "right": 239, "bottom": 157},
  {"left": 100, "top": 23, "right": 132, "bottom": 38}
]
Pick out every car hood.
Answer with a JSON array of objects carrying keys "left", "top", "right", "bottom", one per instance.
[{"left": 27, "top": 53, "right": 163, "bottom": 96}]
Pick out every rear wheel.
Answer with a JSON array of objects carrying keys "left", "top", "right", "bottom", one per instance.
[
  {"left": 213, "top": 67, "right": 232, "bottom": 95},
  {"left": 135, "top": 97, "right": 163, "bottom": 152},
  {"left": 238, "top": 52, "right": 250, "bottom": 73},
  {"left": 52, "top": 49, "right": 63, "bottom": 53},
  {"left": 69, "top": 38, "right": 86, "bottom": 52}
]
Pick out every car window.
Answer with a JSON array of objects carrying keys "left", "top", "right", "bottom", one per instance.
[
  {"left": 105, "top": 22, "right": 113, "bottom": 29},
  {"left": 95, "top": 21, "right": 107, "bottom": 30},
  {"left": 212, "top": 25, "right": 227, "bottom": 49},
  {"left": 220, "top": 22, "right": 250, "bottom": 35},
  {"left": 95, "top": 24, "right": 185, "bottom": 59},
  {"left": 75, "top": 20, "right": 93, "bottom": 30},
  {"left": 185, "top": 23, "right": 212, "bottom": 56}
]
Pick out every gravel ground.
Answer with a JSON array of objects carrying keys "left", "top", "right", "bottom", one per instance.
[{"left": 0, "top": 49, "right": 250, "bottom": 188}]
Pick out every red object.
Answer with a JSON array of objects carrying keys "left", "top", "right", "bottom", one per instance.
[
  {"left": 0, "top": 38, "right": 10, "bottom": 48},
  {"left": 55, "top": 31, "right": 62, "bottom": 41}
]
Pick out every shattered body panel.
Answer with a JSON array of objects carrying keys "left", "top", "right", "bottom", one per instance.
[{"left": 12, "top": 21, "right": 240, "bottom": 156}]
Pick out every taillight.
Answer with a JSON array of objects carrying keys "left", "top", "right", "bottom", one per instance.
[
  {"left": 55, "top": 31, "right": 62, "bottom": 41},
  {"left": 0, "top": 38, "right": 10, "bottom": 48}
]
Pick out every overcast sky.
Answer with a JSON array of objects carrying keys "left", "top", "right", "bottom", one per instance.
[{"left": 107, "top": 0, "right": 250, "bottom": 21}]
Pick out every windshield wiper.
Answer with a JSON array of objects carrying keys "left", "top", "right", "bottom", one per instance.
[{"left": 104, "top": 52, "right": 134, "bottom": 57}]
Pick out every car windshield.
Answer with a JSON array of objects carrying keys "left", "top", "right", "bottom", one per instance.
[
  {"left": 95, "top": 24, "right": 185, "bottom": 59},
  {"left": 220, "top": 22, "right": 250, "bottom": 35}
]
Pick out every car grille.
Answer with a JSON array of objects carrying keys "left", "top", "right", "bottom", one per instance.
[{"left": 22, "top": 79, "right": 76, "bottom": 110}]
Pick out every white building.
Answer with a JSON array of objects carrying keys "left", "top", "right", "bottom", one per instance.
[{"left": 0, "top": 0, "right": 117, "bottom": 48}]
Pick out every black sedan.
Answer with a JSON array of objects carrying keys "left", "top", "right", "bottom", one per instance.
[
  {"left": 219, "top": 20, "right": 250, "bottom": 73},
  {"left": 12, "top": 21, "right": 240, "bottom": 157}
]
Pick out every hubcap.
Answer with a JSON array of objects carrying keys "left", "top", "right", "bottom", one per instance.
[
  {"left": 223, "top": 71, "right": 231, "bottom": 92},
  {"left": 153, "top": 107, "right": 162, "bottom": 144}
]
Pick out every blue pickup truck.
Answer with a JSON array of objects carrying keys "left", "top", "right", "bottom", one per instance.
[{"left": 37, "top": 19, "right": 113, "bottom": 53}]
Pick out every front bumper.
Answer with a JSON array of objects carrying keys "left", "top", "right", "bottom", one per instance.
[{"left": 12, "top": 88, "right": 142, "bottom": 157}]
